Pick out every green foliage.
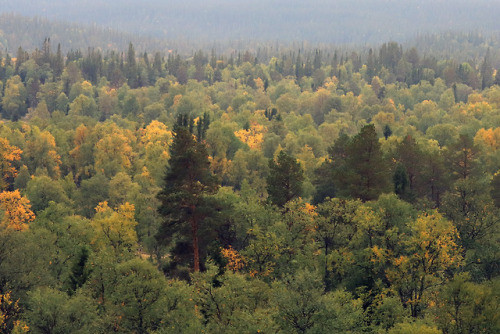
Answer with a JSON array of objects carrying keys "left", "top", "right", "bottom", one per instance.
[
  {"left": 430, "top": 273, "right": 500, "bottom": 333},
  {"left": 25, "top": 175, "right": 70, "bottom": 212},
  {"left": 26, "top": 287, "right": 100, "bottom": 334},
  {"left": 0, "top": 36, "right": 499, "bottom": 333},
  {"left": 1, "top": 76, "right": 27, "bottom": 121},
  {"left": 272, "top": 269, "right": 326, "bottom": 333},
  {"left": 67, "top": 246, "right": 91, "bottom": 295},
  {"left": 109, "top": 259, "right": 169, "bottom": 333},
  {"left": 273, "top": 269, "right": 364, "bottom": 333},
  {"left": 267, "top": 150, "right": 305, "bottom": 207},
  {"left": 192, "top": 266, "right": 276, "bottom": 333},
  {"left": 332, "top": 124, "right": 391, "bottom": 201},
  {"left": 74, "top": 173, "right": 110, "bottom": 217},
  {"left": 157, "top": 126, "right": 219, "bottom": 272},
  {"left": 388, "top": 321, "right": 441, "bottom": 334},
  {"left": 491, "top": 171, "right": 500, "bottom": 208}
]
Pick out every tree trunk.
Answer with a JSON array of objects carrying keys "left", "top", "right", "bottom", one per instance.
[{"left": 191, "top": 215, "right": 200, "bottom": 272}]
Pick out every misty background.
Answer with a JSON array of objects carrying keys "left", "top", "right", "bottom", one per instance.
[{"left": 1, "top": 0, "right": 500, "bottom": 43}]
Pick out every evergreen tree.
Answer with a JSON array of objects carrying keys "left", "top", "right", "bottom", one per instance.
[
  {"left": 267, "top": 150, "right": 304, "bottom": 208},
  {"left": 67, "top": 246, "right": 91, "bottom": 295},
  {"left": 333, "top": 125, "right": 390, "bottom": 201},
  {"left": 383, "top": 124, "right": 392, "bottom": 140},
  {"left": 53, "top": 43, "right": 64, "bottom": 78},
  {"left": 480, "top": 48, "right": 494, "bottom": 90},
  {"left": 125, "top": 42, "right": 138, "bottom": 88},
  {"left": 366, "top": 48, "right": 376, "bottom": 81},
  {"left": 313, "top": 49, "right": 322, "bottom": 70},
  {"left": 393, "top": 163, "right": 410, "bottom": 199},
  {"left": 156, "top": 125, "right": 219, "bottom": 272}
]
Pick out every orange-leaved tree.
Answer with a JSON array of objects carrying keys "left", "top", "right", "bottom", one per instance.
[
  {"left": 0, "top": 138, "right": 22, "bottom": 190},
  {"left": 0, "top": 190, "right": 35, "bottom": 231}
]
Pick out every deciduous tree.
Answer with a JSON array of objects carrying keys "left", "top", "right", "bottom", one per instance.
[
  {"left": 0, "top": 138, "right": 22, "bottom": 191},
  {"left": 0, "top": 190, "right": 35, "bottom": 231}
]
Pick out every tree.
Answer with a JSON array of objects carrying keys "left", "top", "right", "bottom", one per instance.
[
  {"left": 383, "top": 124, "right": 392, "bottom": 140},
  {"left": 0, "top": 190, "right": 35, "bottom": 231},
  {"left": 69, "top": 124, "right": 95, "bottom": 182},
  {"left": 393, "top": 163, "right": 409, "bottom": 199},
  {"left": 25, "top": 287, "right": 99, "bottom": 334},
  {"left": 25, "top": 175, "right": 70, "bottom": 212},
  {"left": 441, "top": 178, "right": 499, "bottom": 250},
  {"left": 334, "top": 124, "right": 390, "bottom": 201},
  {"left": 491, "top": 171, "right": 500, "bottom": 208},
  {"left": 23, "top": 128, "right": 62, "bottom": 179},
  {"left": 68, "top": 94, "right": 98, "bottom": 118},
  {"left": 431, "top": 273, "right": 500, "bottom": 334},
  {"left": 0, "top": 138, "right": 22, "bottom": 191},
  {"left": 157, "top": 126, "right": 219, "bottom": 272},
  {"left": 192, "top": 267, "right": 275, "bottom": 332},
  {"left": 109, "top": 259, "right": 169, "bottom": 333},
  {"left": 385, "top": 212, "right": 463, "bottom": 317},
  {"left": 446, "top": 134, "right": 480, "bottom": 181},
  {"left": 272, "top": 270, "right": 326, "bottom": 333},
  {"left": 125, "top": 42, "right": 138, "bottom": 88},
  {"left": 73, "top": 174, "right": 110, "bottom": 218},
  {"left": 393, "top": 135, "right": 425, "bottom": 201},
  {"left": 0, "top": 291, "right": 27, "bottom": 333},
  {"left": 90, "top": 202, "right": 138, "bottom": 259},
  {"left": 272, "top": 269, "right": 364, "bottom": 333},
  {"left": 315, "top": 198, "right": 363, "bottom": 289},
  {"left": 312, "top": 133, "right": 351, "bottom": 204},
  {"left": 93, "top": 124, "right": 134, "bottom": 178},
  {"left": 481, "top": 48, "right": 494, "bottom": 90},
  {"left": 267, "top": 150, "right": 304, "bottom": 208},
  {"left": 1, "top": 75, "right": 27, "bottom": 120}
]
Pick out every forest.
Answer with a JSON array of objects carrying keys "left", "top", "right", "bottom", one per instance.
[
  {"left": 2, "top": 0, "right": 500, "bottom": 44},
  {"left": 0, "top": 37, "right": 499, "bottom": 333}
]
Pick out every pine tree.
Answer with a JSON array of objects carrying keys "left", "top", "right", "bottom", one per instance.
[
  {"left": 267, "top": 151, "right": 304, "bottom": 208},
  {"left": 333, "top": 125, "right": 390, "bottom": 201},
  {"left": 156, "top": 125, "right": 219, "bottom": 272}
]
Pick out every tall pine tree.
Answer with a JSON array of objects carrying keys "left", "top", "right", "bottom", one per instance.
[{"left": 156, "top": 124, "right": 218, "bottom": 272}]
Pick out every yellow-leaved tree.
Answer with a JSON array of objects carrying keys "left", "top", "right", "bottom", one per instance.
[
  {"left": 0, "top": 291, "right": 29, "bottom": 333},
  {"left": 0, "top": 138, "right": 22, "bottom": 190},
  {"left": 94, "top": 123, "right": 135, "bottom": 178},
  {"left": 385, "top": 211, "right": 462, "bottom": 317},
  {"left": 234, "top": 121, "right": 267, "bottom": 150},
  {"left": 90, "top": 201, "right": 138, "bottom": 258},
  {"left": 0, "top": 190, "right": 35, "bottom": 231},
  {"left": 24, "top": 128, "right": 62, "bottom": 178},
  {"left": 139, "top": 120, "right": 172, "bottom": 184}
]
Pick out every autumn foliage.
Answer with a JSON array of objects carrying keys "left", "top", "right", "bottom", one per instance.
[
  {"left": 0, "top": 138, "right": 22, "bottom": 190},
  {"left": 0, "top": 190, "right": 35, "bottom": 231}
]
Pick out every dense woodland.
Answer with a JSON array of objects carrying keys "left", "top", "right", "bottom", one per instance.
[{"left": 0, "top": 37, "right": 499, "bottom": 333}]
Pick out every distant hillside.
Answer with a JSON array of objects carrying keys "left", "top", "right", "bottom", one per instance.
[
  {"left": 1, "top": 0, "right": 500, "bottom": 45},
  {"left": 0, "top": 14, "right": 172, "bottom": 54},
  {"left": 2, "top": 12, "right": 500, "bottom": 66}
]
